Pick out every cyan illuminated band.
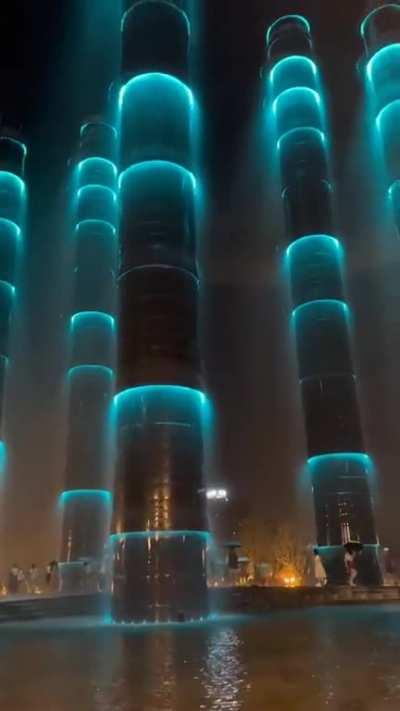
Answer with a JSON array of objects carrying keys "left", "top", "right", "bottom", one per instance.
[
  {"left": 0, "top": 171, "right": 26, "bottom": 228},
  {"left": 60, "top": 487, "right": 113, "bottom": 563},
  {"left": 286, "top": 235, "right": 344, "bottom": 307},
  {"left": 0, "top": 281, "right": 16, "bottom": 358},
  {"left": 308, "top": 452, "right": 372, "bottom": 468},
  {"left": 273, "top": 85, "right": 321, "bottom": 118},
  {"left": 74, "top": 219, "right": 116, "bottom": 238},
  {"left": 0, "top": 220, "right": 21, "bottom": 286},
  {"left": 0, "top": 281, "right": 16, "bottom": 298},
  {"left": 267, "top": 14, "right": 311, "bottom": 46},
  {"left": 118, "top": 160, "right": 197, "bottom": 192},
  {"left": 77, "top": 158, "right": 117, "bottom": 190},
  {"left": 119, "top": 74, "right": 195, "bottom": 170},
  {"left": 0, "top": 172, "right": 25, "bottom": 196},
  {"left": 121, "top": 2, "right": 191, "bottom": 36},
  {"left": 0, "top": 218, "right": 21, "bottom": 243},
  {"left": 111, "top": 530, "right": 211, "bottom": 541},
  {"left": 291, "top": 298, "right": 349, "bottom": 320},
  {"left": 0, "top": 441, "right": 6, "bottom": 476},
  {"left": 286, "top": 234, "right": 341, "bottom": 259},
  {"left": 70, "top": 312, "right": 115, "bottom": 368},
  {"left": 388, "top": 181, "right": 400, "bottom": 225},
  {"left": 70, "top": 311, "right": 115, "bottom": 332},
  {"left": 376, "top": 99, "right": 400, "bottom": 132},
  {"left": 80, "top": 123, "right": 117, "bottom": 139},
  {"left": 67, "top": 364, "right": 114, "bottom": 381},
  {"left": 114, "top": 385, "right": 208, "bottom": 416},
  {"left": 0, "top": 137, "right": 27, "bottom": 159},
  {"left": 60, "top": 489, "right": 112, "bottom": 506},
  {"left": 76, "top": 185, "right": 117, "bottom": 225},
  {"left": 361, "top": 5, "right": 400, "bottom": 45},
  {"left": 270, "top": 55, "right": 317, "bottom": 93},
  {"left": 119, "top": 72, "right": 194, "bottom": 110},
  {"left": 292, "top": 300, "right": 352, "bottom": 382},
  {"left": 366, "top": 42, "right": 400, "bottom": 83}
]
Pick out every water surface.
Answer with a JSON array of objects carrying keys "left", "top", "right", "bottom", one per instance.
[{"left": 1, "top": 605, "right": 400, "bottom": 710}]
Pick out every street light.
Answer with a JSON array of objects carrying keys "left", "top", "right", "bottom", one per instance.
[{"left": 205, "top": 488, "right": 228, "bottom": 501}]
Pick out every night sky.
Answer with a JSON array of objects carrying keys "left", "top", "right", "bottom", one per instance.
[{"left": 0, "top": 0, "right": 399, "bottom": 569}]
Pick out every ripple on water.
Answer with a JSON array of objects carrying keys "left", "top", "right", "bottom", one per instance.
[{"left": 0, "top": 606, "right": 400, "bottom": 709}]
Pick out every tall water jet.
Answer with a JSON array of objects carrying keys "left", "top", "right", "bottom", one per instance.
[
  {"left": 59, "top": 122, "right": 118, "bottom": 590},
  {"left": 0, "top": 133, "right": 26, "bottom": 480},
  {"left": 266, "top": 15, "right": 381, "bottom": 584},
  {"left": 361, "top": 4, "right": 400, "bottom": 235},
  {"left": 111, "top": 0, "right": 210, "bottom": 623}
]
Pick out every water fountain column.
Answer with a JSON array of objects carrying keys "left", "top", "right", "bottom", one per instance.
[
  {"left": 0, "top": 134, "right": 26, "bottom": 478},
  {"left": 111, "top": 0, "right": 210, "bottom": 623},
  {"left": 59, "top": 122, "right": 118, "bottom": 590},
  {"left": 361, "top": 4, "right": 400, "bottom": 235},
  {"left": 266, "top": 15, "right": 381, "bottom": 584}
]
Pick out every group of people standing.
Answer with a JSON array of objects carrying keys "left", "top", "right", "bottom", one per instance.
[
  {"left": 314, "top": 547, "right": 359, "bottom": 587},
  {"left": 6, "top": 561, "right": 58, "bottom": 595}
]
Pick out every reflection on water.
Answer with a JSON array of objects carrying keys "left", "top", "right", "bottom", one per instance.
[
  {"left": 203, "top": 627, "right": 246, "bottom": 710},
  {"left": 1, "top": 607, "right": 400, "bottom": 709},
  {"left": 90, "top": 632, "right": 180, "bottom": 711}
]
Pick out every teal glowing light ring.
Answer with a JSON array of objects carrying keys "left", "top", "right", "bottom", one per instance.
[
  {"left": 118, "top": 160, "right": 197, "bottom": 192},
  {"left": 272, "top": 86, "right": 321, "bottom": 117},
  {"left": 121, "top": 0, "right": 191, "bottom": 35},
  {"left": 361, "top": 6, "right": 400, "bottom": 41},
  {"left": 286, "top": 234, "right": 341, "bottom": 261},
  {"left": 114, "top": 385, "right": 207, "bottom": 410},
  {"left": 67, "top": 365, "right": 114, "bottom": 380},
  {"left": 266, "top": 14, "right": 311, "bottom": 46},
  {"left": 119, "top": 72, "right": 194, "bottom": 111},
  {"left": 70, "top": 311, "right": 115, "bottom": 332},
  {"left": 0, "top": 171, "right": 25, "bottom": 195},
  {"left": 0, "top": 441, "right": 6, "bottom": 474},
  {"left": 111, "top": 530, "right": 211, "bottom": 542},
  {"left": 277, "top": 127, "right": 326, "bottom": 152},
  {"left": 80, "top": 122, "right": 117, "bottom": 139},
  {"left": 367, "top": 42, "right": 400, "bottom": 83},
  {"left": 388, "top": 181, "right": 400, "bottom": 203},
  {"left": 76, "top": 185, "right": 117, "bottom": 203},
  {"left": 0, "top": 218, "right": 22, "bottom": 242},
  {"left": 0, "top": 280, "right": 16, "bottom": 298},
  {"left": 291, "top": 298, "right": 349, "bottom": 321},
  {"left": 376, "top": 98, "right": 400, "bottom": 131},
  {"left": 270, "top": 55, "right": 318, "bottom": 87},
  {"left": 307, "top": 452, "right": 372, "bottom": 466},
  {"left": 307, "top": 452, "right": 375, "bottom": 477},
  {"left": 60, "top": 489, "right": 112, "bottom": 506},
  {"left": 74, "top": 220, "right": 117, "bottom": 237},
  {"left": 0, "top": 137, "right": 27, "bottom": 158},
  {"left": 77, "top": 158, "right": 118, "bottom": 179}
]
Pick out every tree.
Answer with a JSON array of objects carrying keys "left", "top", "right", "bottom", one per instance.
[
  {"left": 272, "top": 524, "right": 308, "bottom": 584},
  {"left": 236, "top": 516, "right": 277, "bottom": 568},
  {"left": 237, "top": 517, "right": 308, "bottom": 585}
]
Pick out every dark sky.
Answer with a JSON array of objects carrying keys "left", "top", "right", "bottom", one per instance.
[{"left": 0, "top": 0, "right": 399, "bottom": 568}]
